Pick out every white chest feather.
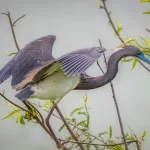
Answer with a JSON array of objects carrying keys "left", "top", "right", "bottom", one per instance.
[{"left": 31, "top": 70, "right": 80, "bottom": 101}]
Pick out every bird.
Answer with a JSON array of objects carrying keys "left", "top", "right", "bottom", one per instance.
[
  {"left": 0, "top": 35, "right": 107, "bottom": 140},
  {"left": 0, "top": 34, "right": 150, "bottom": 103},
  {"left": 0, "top": 35, "right": 150, "bottom": 141}
]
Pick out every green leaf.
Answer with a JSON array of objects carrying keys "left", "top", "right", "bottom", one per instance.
[
  {"left": 72, "top": 118, "right": 76, "bottom": 122},
  {"left": 143, "top": 11, "right": 150, "bottom": 14},
  {"left": 98, "top": 132, "right": 108, "bottom": 137},
  {"left": 78, "top": 112, "right": 87, "bottom": 116},
  {"left": 84, "top": 96, "right": 88, "bottom": 103},
  {"left": 58, "top": 124, "right": 65, "bottom": 132},
  {"left": 132, "top": 58, "right": 138, "bottom": 69},
  {"left": 99, "top": 5, "right": 104, "bottom": 9},
  {"left": 65, "top": 118, "right": 70, "bottom": 121},
  {"left": 116, "top": 22, "right": 123, "bottom": 33},
  {"left": 145, "top": 37, "right": 150, "bottom": 47},
  {"left": 118, "top": 38, "right": 134, "bottom": 47},
  {"left": 70, "top": 107, "right": 84, "bottom": 116},
  {"left": 8, "top": 52, "right": 17, "bottom": 56},
  {"left": 76, "top": 120, "right": 87, "bottom": 127},
  {"left": 109, "top": 126, "right": 112, "bottom": 139},
  {"left": 142, "top": 130, "right": 147, "bottom": 141},
  {"left": 16, "top": 116, "right": 20, "bottom": 123},
  {"left": 20, "top": 116, "right": 26, "bottom": 125},
  {"left": 86, "top": 115, "right": 90, "bottom": 128},
  {"left": 86, "top": 144, "right": 91, "bottom": 150},
  {"left": 143, "top": 8, "right": 150, "bottom": 14},
  {"left": 1, "top": 110, "right": 20, "bottom": 120},
  {"left": 140, "top": 0, "right": 150, "bottom": 2}
]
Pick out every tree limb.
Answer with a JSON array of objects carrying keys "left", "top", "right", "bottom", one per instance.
[
  {"left": 1, "top": 11, "right": 23, "bottom": 51},
  {"left": 101, "top": 0, "right": 150, "bottom": 73},
  {"left": 98, "top": 39, "right": 129, "bottom": 150}
]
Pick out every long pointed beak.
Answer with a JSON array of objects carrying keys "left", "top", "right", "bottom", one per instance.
[{"left": 138, "top": 53, "right": 150, "bottom": 64}]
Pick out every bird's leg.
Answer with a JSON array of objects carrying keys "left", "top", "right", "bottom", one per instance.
[{"left": 45, "top": 102, "right": 61, "bottom": 148}]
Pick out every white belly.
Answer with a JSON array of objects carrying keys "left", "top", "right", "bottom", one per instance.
[{"left": 30, "top": 70, "right": 80, "bottom": 102}]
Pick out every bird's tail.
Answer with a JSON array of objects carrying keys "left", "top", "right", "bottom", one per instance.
[
  {"left": 0, "top": 59, "right": 14, "bottom": 84},
  {"left": 15, "top": 87, "right": 34, "bottom": 101}
]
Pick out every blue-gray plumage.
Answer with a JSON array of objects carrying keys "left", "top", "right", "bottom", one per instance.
[
  {"left": 0, "top": 35, "right": 106, "bottom": 102},
  {"left": 0, "top": 35, "right": 150, "bottom": 103}
]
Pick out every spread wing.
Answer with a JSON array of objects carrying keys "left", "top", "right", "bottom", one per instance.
[
  {"left": 25, "top": 47, "right": 105, "bottom": 86},
  {"left": 57, "top": 47, "right": 105, "bottom": 77},
  {"left": 17, "top": 47, "right": 104, "bottom": 90},
  {"left": 0, "top": 35, "right": 56, "bottom": 89}
]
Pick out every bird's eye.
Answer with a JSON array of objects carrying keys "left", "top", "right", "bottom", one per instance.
[{"left": 137, "top": 52, "right": 142, "bottom": 56}]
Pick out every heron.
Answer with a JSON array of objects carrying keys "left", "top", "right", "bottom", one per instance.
[{"left": 0, "top": 35, "right": 150, "bottom": 140}]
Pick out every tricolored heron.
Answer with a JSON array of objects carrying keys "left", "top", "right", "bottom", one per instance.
[{"left": 0, "top": 35, "right": 150, "bottom": 141}]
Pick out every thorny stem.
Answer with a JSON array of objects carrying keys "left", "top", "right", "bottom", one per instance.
[
  {"left": 98, "top": 39, "right": 129, "bottom": 150},
  {"left": 55, "top": 106, "right": 85, "bottom": 150},
  {"left": 101, "top": 0, "right": 150, "bottom": 73},
  {"left": 1, "top": 11, "right": 22, "bottom": 51}
]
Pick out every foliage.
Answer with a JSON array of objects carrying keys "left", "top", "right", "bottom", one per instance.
[
  {"left": 57, "top": 96, "right": 145, "bottom": 150},
  {"left": 118, "top": 36, "right": 150, "bottom": 69}
]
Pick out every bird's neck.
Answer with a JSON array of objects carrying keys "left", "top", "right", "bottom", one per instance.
[{"left": 76, "top": 49, "right": 130, "bottom": 90}]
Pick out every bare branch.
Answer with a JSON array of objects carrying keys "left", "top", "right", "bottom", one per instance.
[
  {"left": 13, "top": 14, "right": 26, "bottom": 26},
  {"left": 31, "top": 102, "right": 106, "bottom": 144},
  {"left": 0, "top": 93, "right": 52, "bottom": 138},
  {"left": 60, "top": 139, "right": 139, "bottom": 147},
  {"left": 1, "top": 11, "right": 20, "bottom": 51},
  {"left": 102, "top": 1, "right": 124, "bottom": 43},
  {"left": 55, "top": 106, "right": 85, "bottom": 150},
  {"left": 98, "top": 39, "right": 129, "bottom": 150},
  {"left": 26, "top": 100, "right": 44, "bottom": 124},
  {"left": 146, "top": 28, "right": 150, "bottom": 33},
  {"left": 101, "top": 1, "right": 150, "bottom": 73}
]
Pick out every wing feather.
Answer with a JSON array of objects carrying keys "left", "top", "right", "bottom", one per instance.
[{"left": 57, "top": 47, "right": 104, "bottom": 77}]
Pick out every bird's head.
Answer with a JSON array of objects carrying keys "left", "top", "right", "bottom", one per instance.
[{"left": 120, "top": 45, "right": 150, "bottom": 65}]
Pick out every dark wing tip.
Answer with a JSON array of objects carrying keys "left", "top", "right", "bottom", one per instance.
[{"left": 15, "top": 87, "right": 34, "bottom": 101}]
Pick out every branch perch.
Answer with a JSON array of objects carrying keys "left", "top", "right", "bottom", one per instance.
[
  {"left": 1, "top": 11, "right": 26, "bottom": 51},
  {"left": 98, "top": 39, "right": 129, "bottom": 150},
  {"left": 101, "top": 0, "right": 150, "bottom": 73}
]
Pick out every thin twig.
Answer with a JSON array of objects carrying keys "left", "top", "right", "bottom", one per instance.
[
  {"left": 98, "top": 39, "right": 129, "bottom": 150},
  {"left": 0, "top": 93, "right": 51, "bottom": 137},
  {"left": 13, "top": 14, "right": 26, "bottom": 26},
  {"left": 26, "top": 100, "right": 44, "bottom": 124},
  {"left": 138, "top": 60, "right": 150, "bottom": 72},
  {"left": 102, "top": 1, "right": 124, "bottom": 43},
  {"left": 55, "top": 106, "right": 85, "bottom": 150},
  {"left": 146, "top": 28, "right": 150, "bottom": 33},
  {"left": 97, "top": 61, "right": 104, "bottom": 74},
  {"left": 31, "top": 102, "right": 106, "bottom": 144},
  {"left": 101, "top": 0, "right": 150, "bottom": 73},
  {"left": 60, "top": 139, "right": 139, "bottom": 147},
  {"left": 0, "top": 93, "right": 29, "bottom": 112},
  {"left": 1, "top": 11, "right": 21, "bottom": 51}
]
